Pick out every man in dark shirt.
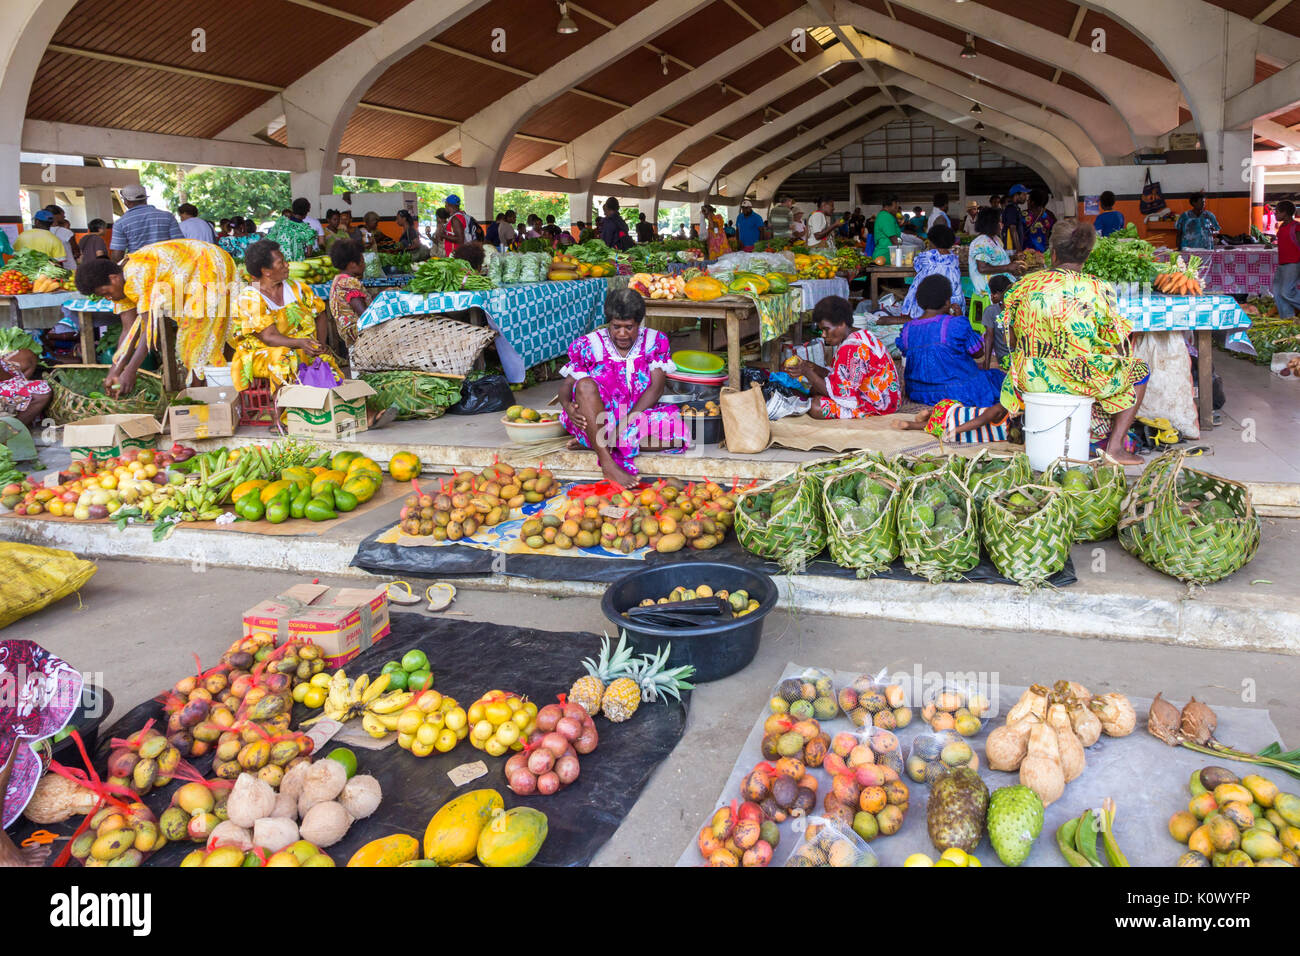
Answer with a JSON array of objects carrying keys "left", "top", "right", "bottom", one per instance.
[
  {"left": 1001, "top": 185, "right": 1028, "bottom": 251},
  {"left": 635, "top": 213, "right": 655, "bottom": 243},
  {"left": 598, "top": 198, "right": 633, "bottom": 250}
]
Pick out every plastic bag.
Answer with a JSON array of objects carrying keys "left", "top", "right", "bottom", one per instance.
[
  {"left": 296, "top": 358, "right": 343, "bottom": 389},
  {"left": 836, "top": 671, "right": 911, "bottom": 731},
  {"left": 363, "top": 251, "right": 382, "bottom": 279},
  {"left": 0, "top": 545, "right": 97, "bottom": 630},
  {"left": 447, "top": 372, "right": 514, "bottom": 415},
  {"left": 786, "top": 815, "right": 879, "bottom": 867},
  {"left": 769, "top": 668, "right": 838, "bottom": 721},
  {"left": 919, "top": 679, "right": 990, "bottom": 736},
  {"left": 907, "top": 729, "right": 980, "bottom": 786},
  {"left": 819, "top": 726, "right": 911, "bottom": 840}
]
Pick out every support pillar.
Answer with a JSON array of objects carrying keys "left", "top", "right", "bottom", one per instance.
[
  {"left": 1251, "top": 163, "right": 1267, "bottom": 231},
  {"left": 568, "top": 191, "right": 593, "bottom": 228},
  {"left": 83, "top": 186, "right": 116, "bottom": 227}
]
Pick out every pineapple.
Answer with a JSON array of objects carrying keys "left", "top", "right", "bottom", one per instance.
[
  {"left": 570, "top": 632, "right": 635, "bottom": 715},
  {"left": 601, "top": 643, "right": 696, "bottom": 723}
]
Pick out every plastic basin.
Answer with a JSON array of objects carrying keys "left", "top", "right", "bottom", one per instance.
[
  {"left": 601, "top": 561, "right": 777, "bottom": 683},
  {"left": 43, "top": 685, "right": 114, "bottom": 763},
  {"left": 501, "top": 415, "right": 567, "bottom": 443}
]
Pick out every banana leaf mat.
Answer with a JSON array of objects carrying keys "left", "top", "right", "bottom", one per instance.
[
  {"left": 11, "top": 612, "right": 687, "bottom": 867},
  {"left": 0, "top": 478, "right": 407, "bottom": 538},
  {"left": 352, "top": 520, "right": 1076, "bottom": 588},
  {"left": 677, "top": 663, "right": 1287, "bottom": 867}
]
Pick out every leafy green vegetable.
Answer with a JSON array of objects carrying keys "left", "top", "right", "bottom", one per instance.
[
  {"left": 518, "top": 237, "right": 551, "bottom": 254},
  {"left": 1082, "top": 236, "right": 1157, "bottom": 284},
  {"left": 360, "top": 371, "right": 462, "bottom": 420},
  {"left": 378, "top": 251, "right": 412, "bottom": 273},
  {"left": 408, "top": 256, "right": 490, "bottom": 294},
  {"left": 568, "top": 239, "right": 614, "bottom": 264},
  {"left": 2, "top": 249, "right": 54, "bottom": 278},
  {"left": 0, "top": 328, "right": 40, "bottom": 354}
]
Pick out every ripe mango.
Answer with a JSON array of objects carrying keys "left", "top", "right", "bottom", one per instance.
[
  {"left": 91, "top": 829, "right": 136, "bottom": 861},
  {"left": 1274, "top": 793, "right": 1300, "bottom": 827},
  {"left": 1242, "top": 774, "right": 1278, "bottom": 808},
  {"left": 656, "top": 532, "right": 686, "bottom": 553}
]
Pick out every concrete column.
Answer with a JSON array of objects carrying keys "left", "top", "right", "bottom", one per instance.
[
  {"left": 83, "top": 186, "right": 115, "bottom": 226},
  {"left": 459, "top": 184, "right": 491, "bottom": 228},
  {"left": 1251, "top": 164, "right": 1267, "bottom": 230},
  {"left": 568, "top": 191, "right": 593, "bottom": 227}
]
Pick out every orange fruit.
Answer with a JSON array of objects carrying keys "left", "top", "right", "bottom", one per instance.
[{"left": 388, "top": 451, "right": 421, "bottom": 483}]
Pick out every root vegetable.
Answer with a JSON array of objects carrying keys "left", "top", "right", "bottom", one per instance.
[
  {"left": 536, "top": 771, "right": 560, "bottom": 795},
  {"left": 985, "top": 718, "right": 1035, "bottom": 771},
  {"left": 252, "top": 816, "right": 298, "bottom": 853},
  {"left": 555, "top": 754, "right": 580, "bottom": 785},
  {"left": 338, "top": 774, "right": 382, "bottom": 820},
  {"left": 1047, "top": 703, "right": 1086, "bottom": 783},
  {"left": 228, "top": 773, "right": 276, "bottom": 829},
  {"left": 298, "top": 800, "right": 352, "bottom": 848},
  {"left": 1090, "top": 692, "right": 1136, "bottom": 737},
  {"left": 1020, "top": 722, "right": 1065, "bottom": 807},
  {"left": 299, "top": 759, "right": 348, "bottom": 816}
]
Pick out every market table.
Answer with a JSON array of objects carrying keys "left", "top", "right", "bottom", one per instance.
[
  {"left": 0, "top": 291, "right": 76, "bottom": 339},
  {"left": 861, "top": 265, "right": 914, "bottom": 304},
  {"left": 62, "top": 296, "right": 186, "bottom": 391},
  {"left": 790, "top": 276, "right": 851, "bottom": 312},
  {"left": 359, "top": 276, "right": 626, "bottom": 374},
  {"left": 1155, "top": 246, "right": 1276, "bottom": 297},
  {"left": 639, "top": 291, "right": 800, "bottom": 390},
  {"left": 1116, "top": 291, "right": 1252, "bottom": 430},
  {"left": 308, "top": 272, "right": 413, "bottom": 299}
]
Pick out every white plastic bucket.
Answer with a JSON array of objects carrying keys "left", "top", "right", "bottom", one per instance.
[{"left": 1022, "top": 391, "right": 1093, "bottom": 472}]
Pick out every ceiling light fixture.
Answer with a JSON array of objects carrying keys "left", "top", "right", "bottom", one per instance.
[
  {"left": 961, "top": 34, "right": 977, "bottom": 58},
  {"left": 762, "top": 108, "right": 774, "bottom": 125},
  {"left": 660, "top": 53, "right": 669, "bottom": 76},
  {"left": 974, "top": 121, "right": 985, "bottom": 131},
  {"left": 719, "top": 82, "right": 728, "bottom": 96},
  {"left": 969, "top": 102, "right": 982, "bottom": 115},
  {"left": 556, "top": 2, "right": 578, "bottom": 34}
]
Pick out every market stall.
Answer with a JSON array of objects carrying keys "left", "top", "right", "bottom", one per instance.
[
  {"left": 861, "top": 264, "right": 915, "bottom": 303},
  {"left": 1155, "top": 246, "right": 1277, "bottom": 298}
]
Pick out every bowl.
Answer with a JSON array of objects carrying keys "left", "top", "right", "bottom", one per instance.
[
  {"left": 501, "top": 415, "right": 567, "bottom": 443},
  {"left": 601, "top": 562, "right": 777, "bottom": 683}
]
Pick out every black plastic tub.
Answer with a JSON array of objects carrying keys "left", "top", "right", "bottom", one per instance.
[
  {"left": 601, "top": 562, "right": 777, "bottom": 683},
  {"left": 688, "top": 415, "right": 723, "bottom": 446}
]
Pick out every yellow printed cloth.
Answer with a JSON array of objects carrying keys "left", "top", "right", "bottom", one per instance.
[
  {"left": 229, "top": 278, "right": 341, "bottom": 391},
  {"left": 112, "top": 239, "right": 238, "bottom": 371}
]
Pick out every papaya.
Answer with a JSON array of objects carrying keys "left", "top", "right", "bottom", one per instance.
[
  {"left": 346, "top": 834, "right": 420, "bottom": 867},
  {"left": 312, "top": 471, "right": 347, "bottom": 494},
  {"left": 330, "top": 451, "right": 362, "bottom": 472},
  {"left": 388, "top": 451, "right": 421, "bottom": 482},
  {"left": 231, "top": 479, "right": 269, "bottom": 503},
  {"left": 280, "top": 466, "right": 314, "bottom": 487},
  {"left": 347, "top": 468, "right": 384, "bottom": 488},
  {"left": 347, "top": 457, "right": 381, "bottom": 477},
  {"left": 342, "top": 475, "right": 378, "bottom": 503},
  {"left": 764, "top": 272, "right": 790, "bottom": 293},
  {"left": 259, "top": 479, "right": 293, "bottom": 505},
  {"left": 423, "top": 789, "right": 504, "bottom": 865},
  {"left": 684, "top": 276, "right": 726, "bottom": 301},
  {"left": 476, "top": 806, "right": 548, "bottom": 867}
]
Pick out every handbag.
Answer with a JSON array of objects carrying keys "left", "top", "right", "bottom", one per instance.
[{"left": 1139, "top": 170, "right": 1167, "bottom": 216}]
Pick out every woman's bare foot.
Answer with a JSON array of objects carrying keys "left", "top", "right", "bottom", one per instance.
[
  {"left": 601, "top": 461, "right": 636, "bottom": 488},
  {"left": 1104, "top": 439, "right": 1143, "bottom": 465}
]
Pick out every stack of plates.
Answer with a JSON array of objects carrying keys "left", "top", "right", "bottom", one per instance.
[{"left": 669, "top": 349, "right": 726, "bottom": 384}]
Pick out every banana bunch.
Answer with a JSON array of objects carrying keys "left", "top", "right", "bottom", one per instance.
[
  {"left": 164, "top": 476, "right": 224, "bottom": 522},
  {"left": 361, "top": 686, "right": 416, "bottom": 738},
  {"left": 304, "top": 670, "right": 399, "bottom": 726}
]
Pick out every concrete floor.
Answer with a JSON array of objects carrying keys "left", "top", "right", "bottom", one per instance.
[{"left": 7, "top": 558, "right": 1297, "bottom": 867}]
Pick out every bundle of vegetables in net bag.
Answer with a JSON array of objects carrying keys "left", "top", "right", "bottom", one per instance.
[
  {"left": 897, "top": 471, "right": 978, "bottom": 582},
  {"left": 981, "top": 484, "right": 1075, "bottom": 587},
  {"left": 736, "top": 470, "right": 826, "bottom": 572},
  {"left": 1041, "top": 455, "right": 1127, "bottom": 542},
  {"left": 1117, "top": 450, "right": 1260, "bottom": 584},
  {"left": 820, "top": 462, "right": 902, "bottom": 578},
  {"left": 964, "top": 450, "right": 1031, "bottom": 505}
]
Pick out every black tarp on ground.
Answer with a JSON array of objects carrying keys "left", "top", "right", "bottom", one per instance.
[
  {"left": 351, "top": 525, "right": 1077, "bottom": 588},
  {"left": 14, "top": 613, "right": 686, "bottom": 867}
]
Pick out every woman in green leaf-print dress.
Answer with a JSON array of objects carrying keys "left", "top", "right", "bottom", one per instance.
[{"left": 999, "top": 220, "right": 1148, "bottom": 465}]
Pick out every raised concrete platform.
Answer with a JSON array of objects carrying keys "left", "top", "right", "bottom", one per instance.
[{"left": 7, "top": 490, "right": 1297, "bottom": 656}]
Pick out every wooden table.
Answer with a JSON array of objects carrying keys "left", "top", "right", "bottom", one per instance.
[
  {"left": 0, "top": 292, "right": 74, "bottom": 337},
  {"left": 861, "top": 265, "right": 914, "bottom": 304},
  {"left": 639, "top": 296, "right": 764, "bottom": 391}
]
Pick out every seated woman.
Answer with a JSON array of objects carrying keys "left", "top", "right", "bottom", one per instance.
[
  {"left": 327, "top": 238, "right": 370, "bottom": 348},
  {"left": 901, "top": 223, "right": 964, "bottom": 319},
  {"left": 897, "top": 274, "right": 1005, "bottom": 407},
  {"left": 788, "top": 296, "right": 901, "bottom": 419},
  {"left": 0, "top": 349, "right": 51, "bottom": 427},
  {"left": 999, "top": 219, "right": 1148, "bottom": 465},
  {"left": 229, "top": 239, "right": 340, "bottom": 392},
  {"left": 557, "top": 288, "right": 689, "bottom": 488},
  {"left": 75, "top": 238, "right": 239, "bottom": 397}
]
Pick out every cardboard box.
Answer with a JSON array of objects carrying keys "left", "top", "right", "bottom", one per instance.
[
  {"left": 242, "top": 582, "right": 390, "bottom": 668},
  {"left": 276, "top": 380, "right": 375, "bottom": 440},
  {"left": 165, "top": 386, "right": 238, "bottom": 440},
  {"left": 61, "top": 413, "right": 162, "bottom": 465}
]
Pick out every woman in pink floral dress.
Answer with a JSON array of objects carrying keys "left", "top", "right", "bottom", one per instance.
[
  {"left": 558, "top": 288, "right": 689, "bottom": 487},
  {"left": 788, "top": 297, "right": 901, "bottom": 419}
]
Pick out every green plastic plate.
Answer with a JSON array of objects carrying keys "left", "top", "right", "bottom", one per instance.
[{"left": 671, "top": 350, "right": 725, "bottom": 374}]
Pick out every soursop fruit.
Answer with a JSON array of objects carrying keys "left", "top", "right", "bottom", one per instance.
[
  {"left": 926, "top": 766, "right": 989, "bottom": 853},
  {"left": 986, "top": 784, "right": 1044, "bottom": 866}
]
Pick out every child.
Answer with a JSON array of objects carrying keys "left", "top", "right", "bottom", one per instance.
[
  {"left": 979, "top": 274, "right": 1013, "bottom": 369},
  {"left": 1094, "top": 190, "right": 1125, "bottom": 237},
  {"left": 902, "top": 223, "right": 963, "bottom": 319},
  {"left": 896, "top": 274, "right": 1004, "bottom": 407},
  {"left": 893, "top": 400, "right": 1013, "bottom": 444}
]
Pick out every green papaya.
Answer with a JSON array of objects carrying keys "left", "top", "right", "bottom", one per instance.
[{"left": 304, "top": 498, "right": 337, "bottom": 522}]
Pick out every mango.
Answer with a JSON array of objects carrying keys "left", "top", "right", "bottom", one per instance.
[
  {"left": 131, "top": 757, "right": 157, "bottom": 792},
  {"left": 107, "top": 848, "right": 144, "bottom": 867},
  {"left": 1220, "top": 802, "right": 1255, "bottom": 830},
  {"left": 1213, "top": 783, "right": 1252, "bottom": 806},
  {"left": 201, "top": 846, "right": 246, "bottom": 867},
  {"left": 1274, "top": 792, "right": 1300, "bottom": 827},
  {"left": 91, "top": 829, "right": 136, "bottom": 861},
  {"left": 1241, "top": 828, "right": 1283, "bottom": 861},
  {"left": 656, "top": 532, "right": 686, "bottom": 553},
  {"left": 1242, "top": 774, "right": 1279, "bottom": 808},
  {"left": 1207, "top": 815, "right": 1241, "bottom": 852}
]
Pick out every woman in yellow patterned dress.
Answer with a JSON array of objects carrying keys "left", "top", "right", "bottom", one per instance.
[
  {"left": 229, "top": 239, "right": 340, "bottom": 391},
  {"left": 999, "top": 220, "right": 1148, "bottom": 464},
  {"left": 74, "top": 239, "right": 238, "bottom": 396}
]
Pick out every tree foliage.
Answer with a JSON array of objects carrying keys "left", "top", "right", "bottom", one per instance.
[{"left": 131, "top": 162, "right": 291, "bottom": 221}]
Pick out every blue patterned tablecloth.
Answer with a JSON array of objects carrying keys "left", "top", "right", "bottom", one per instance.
[
  {"left": 309, "top": 273, "right": 412, "bottom": 299},
  {"left": 64, "top": 297, "right": 114, "bottom": 313},
  {"left": 1116, "top": 292, "right": 1253, "bottom": 352},
  {"left": 358, "top": 276, "right": 626, "bottom": 370}
]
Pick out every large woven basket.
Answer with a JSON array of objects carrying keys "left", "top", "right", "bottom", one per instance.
[
  {"left": 1043, "top": 455, "right": 1126, "bottom": 542},
  {"left": 735, "top": 470, "right": 826, "bottom": 572},
  {"left": 348, "top": 316, "right": 497, "bottom": 376},
  {"left": 889, "top": 450, "right": 967, "bottom": 485},
  {"left": 964, "top": 449, "right": 1031, "bottom": 505},
  {"left": 47, "top": 364, "right": 167, "bottom": 424},
  {"left": 1117, "top": 450, "right": 1261, "bottom": 584},
  {"left": 897, "top": 471, "right": 979, "bottom": 582},
  {"left": 981, "top": 484, "right": 1075, "bottom": 587},
  {"left": 821, "top": 462, "right": 901, "bottom": 578}
]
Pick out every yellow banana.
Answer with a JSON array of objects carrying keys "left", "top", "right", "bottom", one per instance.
[
  {"left": 367, "top": 690, "right": 412, "bottom": 715},
  {"left": 349, "top": 673, "right": 370, "bottom": 705},
  {"left": 326, "top": 670, "right": 350, "bottom": 711},
  {"left": 378, "top": 711, "right": 402, "bottom": 731},
  {"left": 361, "top": 712, "right": 390, "bottom": 738},
  {"left": 361, "top": 672, "right": 390, "bottom": 704}
]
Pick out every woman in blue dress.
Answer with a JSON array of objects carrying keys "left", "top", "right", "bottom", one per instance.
[
  {"left": 897, "top": 274, "right": 1004, "bottom": 407},
  {"left": 900, "top": 223, "right": 963, "bottom": 319}
]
